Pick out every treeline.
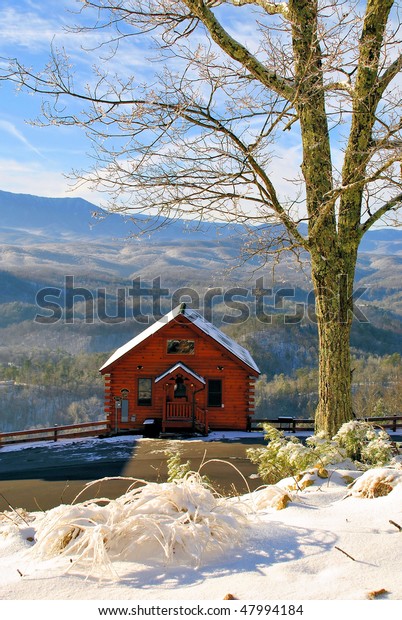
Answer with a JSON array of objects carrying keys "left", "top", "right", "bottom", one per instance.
[
  {"left": 0, "top": 386, "right": 103, "bottom": 432},
  {"left": 0, "top": 350, "right": 400, "bottom": 433},
  {"left": 0, "top": 350, "right": 105, "bottom": 387},
  {"left": 255, "top": 353, "right": 402, "bottom": 420},
  {"left": 0, "top": 351, "right": 105, "bottom": 432},
  {"left": 352, "top": 353, "right": 401, "bottom": 418}
]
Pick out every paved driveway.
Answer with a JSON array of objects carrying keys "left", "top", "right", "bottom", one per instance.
[{"left": 0, "top": 435, "right": 264, "bottom": 511}]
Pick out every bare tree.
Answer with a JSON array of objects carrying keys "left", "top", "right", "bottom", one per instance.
[{"left": 2, "top": 0, "right": 402, "bottom": 435}]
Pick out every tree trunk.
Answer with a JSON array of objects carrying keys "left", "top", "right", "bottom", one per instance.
[
  {"left": 314, "top": 311, "right": 354, "bottom": 437},
  {"left": 311, "top": 253, "right": 356, "bottom": 437}
]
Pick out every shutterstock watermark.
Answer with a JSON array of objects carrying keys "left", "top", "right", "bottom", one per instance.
[{"left": 34, "top": 275, "right": 369, "bottom": 325}]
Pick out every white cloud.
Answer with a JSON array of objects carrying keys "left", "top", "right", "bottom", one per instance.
[
  {"left": 0, "top": 6, "right": 61, "bottom": 53},
  {"left": 0, "top": 157, "right": 101, "bottom": 204},
  {"left": 0, "top": 119, "right": 43, "bottom": 157}
]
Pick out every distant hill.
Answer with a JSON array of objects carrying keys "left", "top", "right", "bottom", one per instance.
[
  {"left": 0, "top": 189, "right": 136, "bottom": 241},
  {"left": 1, "top": 188, "right": 400, "bottom": 250},
  {"left": 0, "top": 189, "right": 401, "bottom": 359},
  {"left": 0, "top": 189, "right": 247, "bottom": 244}
]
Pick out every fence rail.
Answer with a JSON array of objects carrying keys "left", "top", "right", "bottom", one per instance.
[
  {"left": 0, "top": 420, "right": 110, "bottom": 446},
  {"left": 249, "top": 415, "right": 402, "bottom": 433},
  {"left": 1, "top": 415, "right": 401, "bottom": 447}
]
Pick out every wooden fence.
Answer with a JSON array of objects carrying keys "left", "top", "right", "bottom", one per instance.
[
  {"left": 0, "top": 420, "right": 110, "bottom": 446},
  {"left": 0, "top": 415, "right": 401, "bottom": 447},
  {"left": 249, "top": 414, "right": 402, "bottom": 433}
]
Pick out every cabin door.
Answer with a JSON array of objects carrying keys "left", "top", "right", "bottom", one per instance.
[
  {"left": 165, "top": 374, "right": 192, "bottom": 422},
  {"left": 156, "top": 367, "right": 207, "bottom": 433}
]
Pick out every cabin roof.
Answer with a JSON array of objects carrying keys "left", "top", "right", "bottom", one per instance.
[
  {"left": 154, "top": 362, "right": 206, "bottom": 385},
  {"left": 99, "top": 304, "right": 260, "bottom": 374}
]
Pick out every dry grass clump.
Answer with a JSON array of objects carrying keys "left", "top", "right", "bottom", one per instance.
[
  {"left": 223, "top": 593, "right": 238, "bottom": 600},
  {"left": 285, "top": 467, "right": 328, "bottom": 492},
  {"left": 252, "top": 486, "right": 292, "bottom": 511},
  {"left": 367, "top": 588, "right": 389, "bottom": 599},
  {"left": 32, "top": 474, "right": 248, "bottom": 573},
  {"left": 341, "top": 474, "right": 356, "bottom": 486},
  {"left": 349, "top": 468, "right": 402, "bottom": 499}
]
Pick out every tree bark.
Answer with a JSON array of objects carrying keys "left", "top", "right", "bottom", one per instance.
[
  {"left": 311, "top": 250, "right": 357, "bottom": 437},
  {"left": 288, "top": 0, "right": 354, "bottom": 435}
]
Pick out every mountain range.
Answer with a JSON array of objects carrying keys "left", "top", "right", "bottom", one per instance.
[
  {"left": 0, "top": 189, "right": 401, "bottom": 362},
  {"left": 2, "top": 188, "right": 402, "bottom": 248}
]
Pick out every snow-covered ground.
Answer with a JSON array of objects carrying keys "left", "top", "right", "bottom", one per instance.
[
  {"left": 0, "top": 433, "right": 401, "bottom": 610},
  {"left": 0, "top": 430, "right": 267, "bottom": 454}
]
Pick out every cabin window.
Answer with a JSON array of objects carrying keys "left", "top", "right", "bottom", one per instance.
[
  {"left": 207, "top": 379, "right": 222, "bottom": 407},
  {"left": 138, "top": 378, "right": 152, "bottom": 406},
  {"left": 167, "top": 339, "right": 195, "bottom": 354}
]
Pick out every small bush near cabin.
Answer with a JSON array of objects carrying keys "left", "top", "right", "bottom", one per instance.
[
  {"left": 333, "top": 420, "right": 394, "bottom": 466},
  {"left": 248, "top": 421, "right": 395, "bottom": 485},
  {"left": 247, "top": 425, "right": 339, "bottom": 485}
]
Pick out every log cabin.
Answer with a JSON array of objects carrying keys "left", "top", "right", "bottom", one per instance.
[{"left": 100, "top": 303, "right": 260, "bottom": 435}]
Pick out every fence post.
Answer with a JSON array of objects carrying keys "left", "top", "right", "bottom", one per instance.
[{"left": 53, "top": 425, "right": 58, "bottom": 442}]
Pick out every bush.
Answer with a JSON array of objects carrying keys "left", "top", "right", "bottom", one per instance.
[
  {"left": 247, "top": 425, "right": 338, "bottom": 485},
  {"left": 333, "top": 420, "right": 394, "bottom": 466},
  {"left": 248, "top": 420, "right": 395, "bottom": 485},
  {"left": 166, "top": 451, "right": 191, "bottom": 482}
]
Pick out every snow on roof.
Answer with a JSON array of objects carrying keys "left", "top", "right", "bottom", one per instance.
[
  {"left": 184, "top": 307, "right": 260, "bottom": 373},
  {"left": 154, "top": 362, "right": 206, "bottom": 384},
  {"left": 100, "top": 304, "right": 260, "bottom": 373}
]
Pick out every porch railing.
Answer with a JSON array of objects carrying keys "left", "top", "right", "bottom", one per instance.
[
  {"left": 163, "top": 402, "right": 208, "bottom": 433},
  {"left": 195, "top": 406, "right": 208, "bottom": 433},
  {"left": 165, "top": 402, "right": 192, "bottom": 420}
]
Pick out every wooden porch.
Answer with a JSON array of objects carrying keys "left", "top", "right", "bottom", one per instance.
[{"left": 162, "top": 401, "right": 208, "bottom": 434}]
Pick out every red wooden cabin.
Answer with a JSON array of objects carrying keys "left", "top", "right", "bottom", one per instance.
[{"left": 100, "top": 303, "right": 260, "bottom": 435}]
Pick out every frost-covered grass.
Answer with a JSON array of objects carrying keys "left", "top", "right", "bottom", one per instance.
[{"left": 32, "top": 474, "right": 248, "bottom": 575}]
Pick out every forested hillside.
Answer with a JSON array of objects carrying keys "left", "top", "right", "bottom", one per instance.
[
  {"left": 1, "top": 348, "right": 401, "bottom": 432},
  {"left": 0, "top": 191, "right": 401, "bottom": 431},
  {"left": 0, "top": 353, "right": 104, "bottom": 432}
]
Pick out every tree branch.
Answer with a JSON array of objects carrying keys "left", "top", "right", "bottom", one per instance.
[
  {"left": 361, "top": 192, "right": 402, "bottom": 234},
  {"left": 206, "top": 0, "right": 289, "bottom": 18},
  {"left": 213, "top": 120, "right": 308, "bottom": 247},
  {"left": 182, "top": 0, "right": 295, "bottom": 99},
  {"left": 376, "top": 52, "right": 402, "bottom": 101},
  {"left": 339, "top": 0, "right": 395, "bottom": 235}
]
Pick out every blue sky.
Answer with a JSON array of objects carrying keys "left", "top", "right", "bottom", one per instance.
[
  {"left": 0, "top": 1, "right": 90, "bottom": 198},
  {"left": 0, "top": 0, "right": 157, "bottom": 203},
  {"left": 0, "top": 0, "right": 302, "bottom": 208},
  {"left": 0, "top": 1, "right": 400, "bottom": 226}
]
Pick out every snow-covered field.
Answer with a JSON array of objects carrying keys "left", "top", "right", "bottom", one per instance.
[{"left": 0, "top": 433, "right": 401, "bottom": 610}]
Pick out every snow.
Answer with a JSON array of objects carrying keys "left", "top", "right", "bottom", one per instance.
[
  {"left": 0, "top": 433, "right": 137, "bottom": 454},
  {"left": 155, "top": 362, "right": 206, "bottom": 385},
  {"left": 0, "top": 454, "right": 401, "bottom": 607}
]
